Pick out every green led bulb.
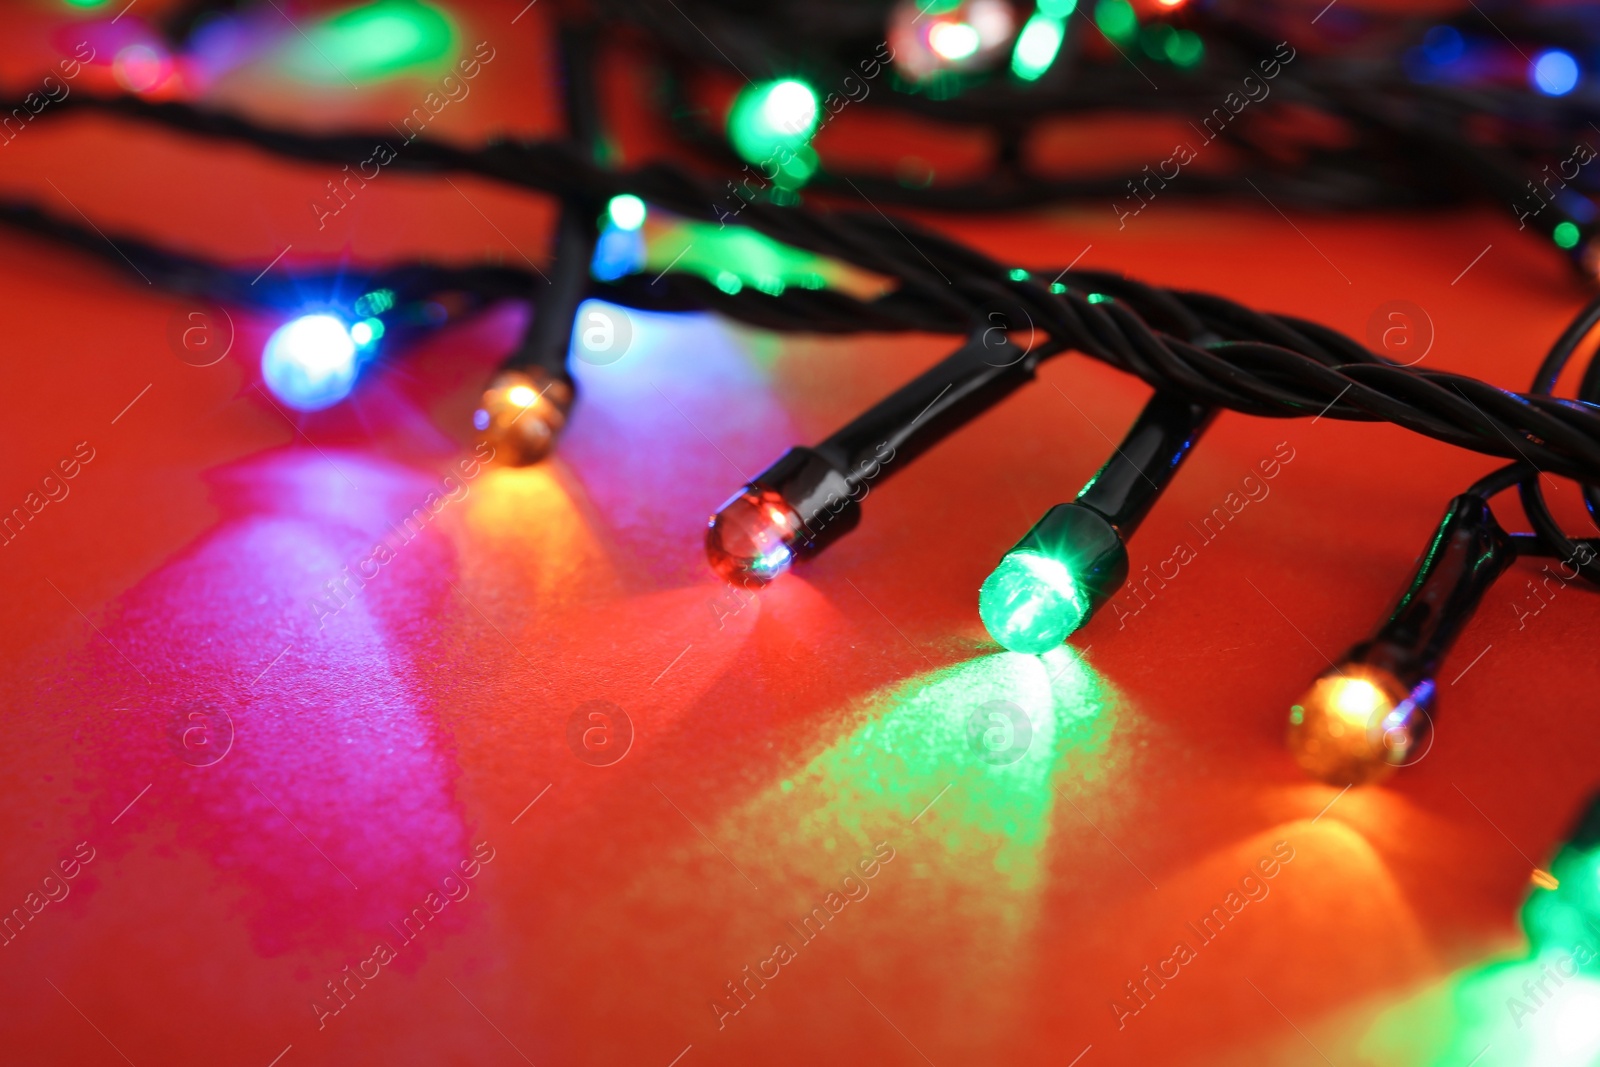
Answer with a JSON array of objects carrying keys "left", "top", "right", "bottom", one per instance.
[
  {"left": 728, "top": 79, "right": 821, "bottom": 190},
  {"left": 1094, "top": 0, "right": 1138, "bottom": 45},
  {"left": 607, "top": 194, "right": 647, "bottom": 231},
  {"left": 1165, "top": 28, "right": 1205, "bottom": 68},
  {"left": 978, "top": 503, "right": 1129, "bottom": 656},
  {"left": 1011, "top": 13, "right": 1066, "bottom": 82},
  {"left": 1555, "top": 221, "right": 1582, "bottom": 249},
  {"left": 289, "top": 0, "right": 456, "bottom": 83},
  {"left": 979, "top": 551, "right": 1089, "bottom": 654},
  {"left": 1522, "top": 844, "right": 1600, "bottom": 952}
]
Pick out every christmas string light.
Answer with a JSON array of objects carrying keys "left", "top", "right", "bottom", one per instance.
[
  {"left": 979, "top": 390, "right": 1213, "bottom": 653},
  {"left": 1010, "top": 5, "right": 1070, "bottom": 83},
  {"left": 623, "top": 0, "right": 1600, "bottom": 273},
  {"left": 475, "top": 19, "right": 600, "bottom": 467},
  {"left": 8, "top": 4, "right": 1600, "bottom": 788},
  {"left": 1285, "top": 291, "right": 1600, "bottom": 785},
  {"left": 1286, "top": 493, "right": 1515, "bottom": 786},
  {"left": 7, "top": 114, "right": 1600, "bottom": 488},
  {"left": 887, "top": 0, "right": 1017, "bottom": 82},
  {"left": 726, "top": 78, "right": 822, "bottom": 194},
  {"left": 261, "top": 312, "right": 364, "bottom": 411},
  {"left": 707, "top": 330, "right": 1037, "bottom": 585},
  {"left": 121, "top": 0, "right": 1600, "bottom": 277}
]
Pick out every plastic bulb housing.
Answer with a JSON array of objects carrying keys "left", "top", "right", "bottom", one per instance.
[
  {"left": 1283, "top": 494, "right": 1513, "bottom": 787},
  {"left": 979, "top": 550, "right": 1088, "bottom": 653},
  {"left": 706, "top": 488, "right": 802, "bottom": 586},
  {"left": 706, "top": 332, "right": 1037, "bottom": 588},
  {"left": 261, "top": 313, "right": 360, "bottom": 411},
  {"left": 979, "top": 503, "right": 1127, "bottom": 654},
  {"left": 982, "top": 390, "right": 1211, "bottom": 650},
  {"left": 705, "top": 447, "right": 860, "bottom": 586},
  {"left": 472, "top": 369, "right": 574, "bottom": 466},
  {"left": 1287, "top": 665, "right": 1433, "bottom": 786}
]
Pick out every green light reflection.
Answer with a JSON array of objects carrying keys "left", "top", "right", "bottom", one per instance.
[
  {"left": 763, "top": 649, "right": 1116, "bottom": 890},
  {"left": 285, "top": 0, "right": 456, "bottom": 83},
  {"left": 702, "top": 647, "right": 1128, "bottom": 1054},
  {"left": 642, "top": 221, "right": 879, "bottom": 298},
  {"left": 1363, "top": 956, "right": 1600, "bottom": 1066},
  {"left": 1362, "top": 843, "right": 1600, "bottom": 1066},
  {"left": 588, "top": 647, "right": 1133, "bottom": 1057}
]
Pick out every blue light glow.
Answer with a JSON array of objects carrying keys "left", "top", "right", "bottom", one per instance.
[
  {"left": 261, "top": 314, "right": 359, "bottom": 411},
  {"left": 1532, "top": 50, "right": 1580, "bottom": 96},
  {"left": 1421, "top": 25, "right": 1463, "bottom": 65},
  {"left": 591, "top": 224, "right": 647, "bottom": 282}
]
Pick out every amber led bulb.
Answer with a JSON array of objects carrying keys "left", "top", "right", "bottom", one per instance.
[
  {"left": 473, "top": 369, "right": 574, "bottom": 466},
  {"left": 1288, "top": 665, "right": 1431, "bottom": 786},
  {"left": 1284, "top": 494, "right": 1512, "bottom": 787}
]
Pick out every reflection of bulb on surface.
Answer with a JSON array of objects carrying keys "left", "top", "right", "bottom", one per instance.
[
  {"left": 1287, "top": 665, "right": 1431, "bottom": 786},
  {"left": 472, "top": 369, "right": 574, "bottom": 466},
  {"left": 261, "top": 314, "right": 359, "bottom": 411},
  {"left": 979, "top": 550, "right": 1089, "bottom": 654},
  {"left": 705, "top": 488, "right": 801, "bottom": 585}
]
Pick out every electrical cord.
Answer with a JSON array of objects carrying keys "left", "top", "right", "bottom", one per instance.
[{"left": 7, "top": 98, "right": 1600, "bottom": 492}]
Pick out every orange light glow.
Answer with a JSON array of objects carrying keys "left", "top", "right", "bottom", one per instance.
[
  {"left": 474, "top": 369, "right": 574, "bottom": 467},
  {"left": 1287, "top": 664, "right": 1427, "bottom": 786},
  {"left": 1531, "top": 868, "right": 1561, "bottom": 890}
]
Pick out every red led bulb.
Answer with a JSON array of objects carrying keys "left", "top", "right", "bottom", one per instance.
[{"left": 706, "top": 487, "right": 802, "bottom": 585}]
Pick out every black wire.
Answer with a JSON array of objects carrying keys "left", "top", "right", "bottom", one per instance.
[
  {"left": 4, "top": 6, "right": 1600, "bottom": 536},
  {"left": 7, "top": 114, "right": 1600, "bottom": 488},
  {"left": 1515, "top": 291, "right": 1600, "bottom": 583}
]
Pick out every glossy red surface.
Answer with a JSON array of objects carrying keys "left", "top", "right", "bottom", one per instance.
[{"left": 1, "top": 3, "right": 1597, "bottom": 1066}]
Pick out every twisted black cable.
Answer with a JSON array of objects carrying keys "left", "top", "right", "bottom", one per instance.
[
  {"left": 4, "top": 83, "right": 1600, "bottom": 495},
  {"left": 7, "top": 94, "right": 1600, "bottom": 490}
]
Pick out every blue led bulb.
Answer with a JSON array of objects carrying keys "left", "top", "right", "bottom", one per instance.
[{"left": 261, "top": 314, "right": 359, "bottom": 411}]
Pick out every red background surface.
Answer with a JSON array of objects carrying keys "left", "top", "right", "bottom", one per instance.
[{"left": 0, "top": 2, "right": 1595, "bottom": 1065}]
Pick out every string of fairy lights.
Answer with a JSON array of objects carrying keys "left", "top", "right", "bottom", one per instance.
[
  {"left": 621, "top": 0, "right": 1600, "bottom": 268},
  {"left": 10, "top": 0, "right": 1600, "bottom": 790}
]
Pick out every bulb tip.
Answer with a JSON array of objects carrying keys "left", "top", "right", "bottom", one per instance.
[
  {"left": 706, "top": 487, "right": 800, "bottom": 586},
  {"left": 1287, "top": 664, "right": 1432, "bottom": 786},
  {"left": 473, "top": 369, "right": 574, "bottom": 467},
  {"left": 978, "top": 549, "right": 1089, "bottom": 655}
]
